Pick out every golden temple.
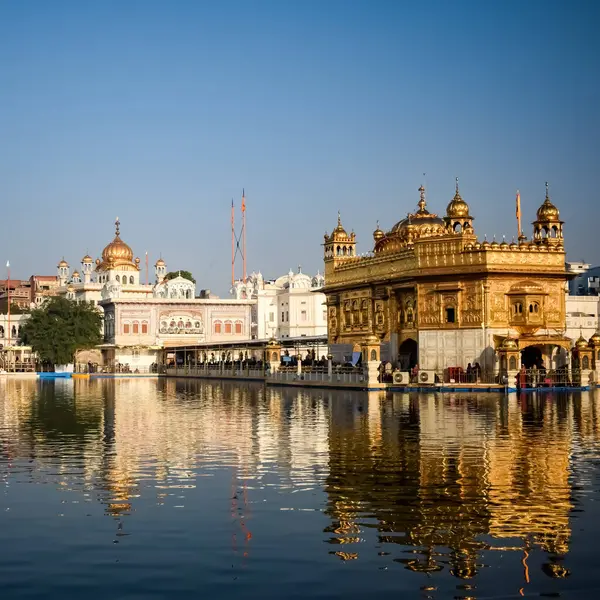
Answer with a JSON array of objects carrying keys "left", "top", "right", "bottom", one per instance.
[{"left": 322, "top": 182, "right": 572, "bottom": 376}]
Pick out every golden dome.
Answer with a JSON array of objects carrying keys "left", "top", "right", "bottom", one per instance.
[
  {"left": 390, "top": 186, "right": 444, "bottom": 234},
  {"left": 589, "top": 331, "right": 600, "bottom": 347},
  {"left": 332, "top": 212, "right": 347, "bottom": 236},
  {"left": 501, "top": 337, "right": 518, "bottom": 350},
  {"left": 97, "top": 218, "right": 138, "bottom": 271},
  {"left": 72, "top": 270, "right": 80, "bottom": 277},
  {"left": 536, "top": 183, "right": 560, "bottom": 221},
  {"left": 102, "top": 219, "right": 133, "bottom": 262},
  {"left": 575, "top": 335, "right": 589, "bottom": 350},
  {"left": 155, "top": 258, "right": 166, "bottom": 267},
  {"left": 82, "top": 254, "right": 93, "bottom": 263},
  {"left": 446, "top": 180, "right": 471, "bottom": 218},
  {"left": 373, "top": 221, "right": 385, "bottom": 242},
  {"left": 58, "top": 259, "right": 69, "bottom": 268}
]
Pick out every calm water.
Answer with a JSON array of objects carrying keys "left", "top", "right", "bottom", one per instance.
[{"left": 2, "top": 379, "right": 600, "bottom": 599}]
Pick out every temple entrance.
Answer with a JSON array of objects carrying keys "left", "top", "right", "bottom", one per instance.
[
  {"left": 398, "top": 338, "right": 418, "bottom": 370},
  {"left": 521, "top": 346, "right": 542, "bottom": 369}
]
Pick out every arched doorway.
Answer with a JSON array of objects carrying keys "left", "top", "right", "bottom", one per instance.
[
  {"left": 399, "top": 338, "right": 418, "bottom": 370},
  {"left": 521, "top": 346, "right": 542, "bottom": 369}
]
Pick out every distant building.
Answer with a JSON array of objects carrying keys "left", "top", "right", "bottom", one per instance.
[
  {"left": 231, "top": 268, "right": 327, "bottom": 340},
  {"left": 565, "top": 295, "right": 599, "bottom": 342},
  {"left": 0, "top": 279, "right": 32, "bottom": 310},
  {"left": 567, "top": 261, "right": 600, "bottom": 296},
  {"left": 29, "top": 275, "right": 61, "bottom": 306}
]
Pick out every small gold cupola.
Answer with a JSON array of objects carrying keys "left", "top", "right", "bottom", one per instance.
[
  {"left": 533, "top": 182, "right": 563, "bottom": 246},
  {"left": 444, "top": 178, "right": 474, "bottom": 234},
  {"left": 323, "top": 212, "right": 356, "bottom": 261}
]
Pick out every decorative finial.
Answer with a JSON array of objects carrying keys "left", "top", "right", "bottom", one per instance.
[
  {"left": 455, "top": 177, "right": 459, "bottom": 193},
  {"left": 337, "top": 211, "right": 341, "bottom": 226},
  {"left": 418, "top": 185, "right": 426, "bottom": 212},
  {"left": 298, "top": 264, "right": 302, "bottom": 273},
  {"left": 115, "top": 217, "right": 120, "bottom": 236},
  {"left": 545, "top": 181, "right": 549, "bottom": 200},
  {"left": 376, "top": 219, "right": 380, "bottom": 229}
]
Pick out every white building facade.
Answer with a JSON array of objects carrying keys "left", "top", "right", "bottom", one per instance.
[
  {"left": 231, "top": 268, "right": 327, "bottom": 340},
  {"left": 101, "top": 297, "right": 253, "bottom": 370},
  {"left": 566, "top": 294, "right": 600, "bottom": 342},
  {"left": 53, "top": 218, "right": 252, "bottom": 369}
]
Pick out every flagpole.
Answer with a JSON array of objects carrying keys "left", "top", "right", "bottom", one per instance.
[
  {"left": 231, "top": 199, "right": 235, "bottom": 287},
  {"left": 516, "top": 190, "right": 522, "bottom": 242},
  {"left": 145, "top": 251, "right": 149, "bottom": 285},
  {"left": 6, "top": 261, "right": 11, "bottom": 347},
  {"left": 242, "top": 189, "right": 246, "bottom": 282}
]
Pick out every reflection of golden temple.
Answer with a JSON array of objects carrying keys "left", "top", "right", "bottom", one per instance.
[{"left": 324, "top": 391, "right": 576, "bottom": 577}]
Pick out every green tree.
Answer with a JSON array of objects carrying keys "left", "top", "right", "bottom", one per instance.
[
  {"left": 164, "top": 270, "right": 196, "bottom": 283},
  {"left": 20, "top": 297, "right": 103, "bottom": 366}
]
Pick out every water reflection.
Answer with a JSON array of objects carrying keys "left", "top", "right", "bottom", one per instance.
[{"left": 1, "top": 378, "right": 599, "bottom": 598}]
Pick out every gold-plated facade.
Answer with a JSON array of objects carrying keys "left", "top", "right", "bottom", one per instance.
[{"left": 322, "top": 183, "right": 570, "bottom": 371}]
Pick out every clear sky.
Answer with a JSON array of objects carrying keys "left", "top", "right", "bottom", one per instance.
[{"left": 1, "top": 0, "right": 599, "bottom": 294}]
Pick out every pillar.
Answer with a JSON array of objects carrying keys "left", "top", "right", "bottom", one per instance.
[{"left": 362, "top": 334, "right": 381, "bottom": 388}]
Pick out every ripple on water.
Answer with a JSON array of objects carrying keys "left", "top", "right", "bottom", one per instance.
[{"left": 1, "top": 380, "right": 600, "bottom": 598}]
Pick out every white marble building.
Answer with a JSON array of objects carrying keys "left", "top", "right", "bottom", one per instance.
[
  {"left": 566, "top": 294, "right": 599, "bottom": 342},
  {"left": 101, "top": 297, "right": 253, "bottom": 370},
  {"left": 231, "top": 268, "right": 327, "bottom": 340},
  {"left": 55, "top": 218, "right": 252, "bottom": 369}
]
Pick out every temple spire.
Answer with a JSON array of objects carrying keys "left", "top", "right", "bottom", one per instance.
[
  {"left": 115, "top": 217, "right": 120, "bottom": 236},
  {"left": 418, "top": 185, "right": 426, "bottom": 213}
]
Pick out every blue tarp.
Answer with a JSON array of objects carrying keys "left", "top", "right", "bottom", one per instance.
[{"left": 351, "top": 352, "right": 361, "bottom": 366}]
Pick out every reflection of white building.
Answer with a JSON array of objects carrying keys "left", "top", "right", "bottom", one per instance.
[{"left": 231, "top": 268, "right": 327, "bottom": 340}]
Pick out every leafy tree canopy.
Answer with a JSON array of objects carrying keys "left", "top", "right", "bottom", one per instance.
[
  {"left": 164, "top": 270, "right": 196, "bottom": 284},
  {"left": 20, "top": 297, "right": 103, "bottom": 365}
]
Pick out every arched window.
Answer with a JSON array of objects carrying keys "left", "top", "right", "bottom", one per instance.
[
  {"left": 509, "top": 356, "right": 517, "bottom": 370},
  {"left": 123, "top": 322, "right": 130, "bottom": 334},
  {"left": 177, "top": 320, "right": 184, "bottom": 329},
  {"left": 141, "top": 321, "right": 148, "bottom": 334},
  {"left": 271, "top": 351, "right": 278, "bottom": 361},
  {"left": 224, "top": 321, "right": 233, "bottom": 334},
  {"left": 513, "top": 302, "right": 523, "bottom": 315},
  {"left": 132, "top": 321, "right": 139, "bottom": 334},
  {"left": 214, "top": 321, "right": 222, "bottom": 334},
  {"left": 370, "top": 349, "right": 377, "bottom": 361},
  {"left": 122, "top": 277, "right": 127, "bottom": 286},
  {"left": 185, "top": 320, "right": 192, "bottom": 329},
  {"left": 348, "top": 247, "right": 353, "bottom": 256},
  {"left": 12, "top": 326, "right": 17, "bottom": 337},
  {"left": 129, "top": 276, "right": 134, "bottom": 284},
  {"left": 582, "top": 356, "right": 590, "bottom": 370},
  {"left": 235, "top": 321, "right": 243, "bottom": 334},
  {"left": 453, "top": 222, "right": 462, "bottom": 233},
  {"left": 115, "top": 275, "right": 120, "bottom": 283},
  {"left": 336, "top": 246, "right": 341, "bottom": 256},
  {"left": 529, "top": 303, "right": 539, "bottom": 314}
]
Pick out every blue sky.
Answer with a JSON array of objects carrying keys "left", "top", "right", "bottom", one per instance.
[{"left": 1, "top": 0, "right": 599, "bottom": 294}]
